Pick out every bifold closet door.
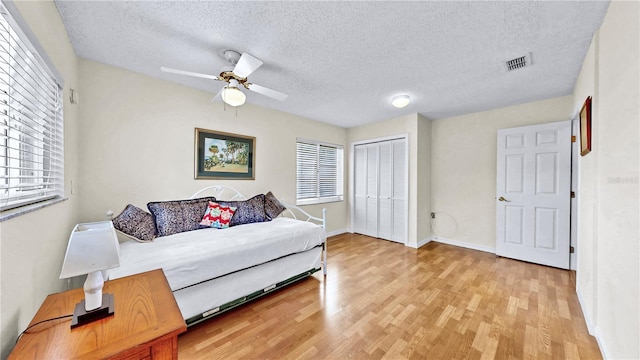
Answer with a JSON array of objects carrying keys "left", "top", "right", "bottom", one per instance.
[
  {"left": 377, "top": 141, "right": 393, "bottom": 240},
  {"left": 365, "top": 143, "right": 379, "bottom": 237},
  {"left": 353, "top": 138, "right": 406, "bottom": 244},
  {"left": 391, "top": 139, "right": 406, "bottom": 243},
  {"left": 353, "top": 145, "right": 367, "bottom": 235}
]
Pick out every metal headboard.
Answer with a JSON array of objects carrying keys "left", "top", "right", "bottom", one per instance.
[
  {"left": 280, "top": 203, "right": 326, "bottom": 229},
  {"left": 189, "top": 186, "right": 325, "bottom": 229},
  {"left": 190, "top": 185, "right": 247, "bottom": 201}
]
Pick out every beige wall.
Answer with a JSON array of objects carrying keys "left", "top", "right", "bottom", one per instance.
[
  {"left": 347, "top": 113, "right": 432, "bottom": 248},
  {"left": 416, "top": 114, "right": 432, "bottom": 243},
  {"left": 430, "top": 96, "right": 574, "bottom": 250},
  {"left": 573, "top": 1, "right": 639, "bottom": 358},
  {"left": 574, "top": 24, "right": 599, "bottom": 338},
  {"left": 1, "top": 2, "right": 637, "bottom": 359},
  {"left": 0, "top": 1, "right": 79, "bottom": 357},
  {"left": 77, "top": 59, "right": 348, "bottom": 234}
]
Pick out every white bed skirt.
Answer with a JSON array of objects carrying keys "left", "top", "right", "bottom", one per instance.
[{"left": 175, "top": 246, "right": 322, "bottom": 321}]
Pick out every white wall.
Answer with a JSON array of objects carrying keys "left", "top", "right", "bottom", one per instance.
[
  {"left": 573, "top": 1, "right": 639, "bottom": 358},
  {"left": 0, "top": 1, "right": 79, "bottom": 358},
  {"left": 430, "top": 96, "right": 574, "bottom": 251},
  {"left": 77, "top": 59, "right": 348, "bottom": 234}
]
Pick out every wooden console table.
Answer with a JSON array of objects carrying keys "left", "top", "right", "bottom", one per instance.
[{"left": 10, "top": 269, "right": 186, "bottom": 359}]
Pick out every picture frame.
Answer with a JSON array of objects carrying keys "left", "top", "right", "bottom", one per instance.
[
  {"left": 195, "top": 128, "right": 255, "bottom": 180},
  {"left": 580, "top": 96, "right": 592, "bottom": 156}
]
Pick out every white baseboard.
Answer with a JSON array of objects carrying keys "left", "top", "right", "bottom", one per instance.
[
  {"left": 592, "top": 326, "right": 609, "bottom": 360},
  {"left": 430, "top": 236, "right": 496, "bottom": 254},
  {"left": 576, "top": 288, "right": 608, "bottom": 359},
  {"left": 406, "top": 237, "right": 432, "bottom": 249},
  {"left": 576, "top": 288, "right": 596, "bottom": 335},
  {"left": 326, "top": 228, "right": 348, "bottom": 237}
]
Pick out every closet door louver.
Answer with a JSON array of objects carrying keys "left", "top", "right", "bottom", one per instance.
[
  {"left": 353, "top": 145, "right": 367, "bottom": 235},
  {"left": 377, "top": 141, "right": 393, "bottom": 240},
  {"left": 392, "top": 139, "right": 406, "bottom": 243}
]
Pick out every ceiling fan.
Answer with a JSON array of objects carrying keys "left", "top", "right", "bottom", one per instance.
[{"left": 161, "top": 50, "right": 288, "bottom": 107}]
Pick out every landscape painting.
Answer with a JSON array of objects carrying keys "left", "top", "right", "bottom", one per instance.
[{"left": 195, "top": 128, "right": 255, "bottom": 179}]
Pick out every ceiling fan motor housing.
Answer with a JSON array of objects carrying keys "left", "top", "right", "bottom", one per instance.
[{"left": 218, "top": 71, "right": 249, "bottom": 87}]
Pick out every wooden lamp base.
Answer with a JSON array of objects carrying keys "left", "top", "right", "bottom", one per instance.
[{"left": 71, "top": 293, "right": 115, "bottom": 328}]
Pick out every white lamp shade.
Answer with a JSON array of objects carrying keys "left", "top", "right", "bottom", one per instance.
[
  {"left": 221, "top": 86, "right": 246, "bottom": 107},
  {"left": 59, "top": 221, "right": 121, "bottom": 279},
  {"left": 391, "top": 94, "right": 411, "bottom": 108}
]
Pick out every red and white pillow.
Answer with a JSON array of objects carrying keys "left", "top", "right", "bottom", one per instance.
[{"left": 200, "top": 201, "right": 237, "bottom": 229}]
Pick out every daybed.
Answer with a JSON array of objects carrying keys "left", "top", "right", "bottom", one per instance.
[{"left": 107, "top": 186, "right": 327, "bottom": 326}]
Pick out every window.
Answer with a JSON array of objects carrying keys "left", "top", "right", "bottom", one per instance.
[
  {"left": 0, "top": 5, "right": 64, "bottom": 215},
  {"left": 296, "top": 138, "right": 343, "bottom": 205}
]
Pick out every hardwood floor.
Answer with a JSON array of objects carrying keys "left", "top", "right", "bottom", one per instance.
[{"left": 178, "top": 233, "right": 601, "bottom": 359}]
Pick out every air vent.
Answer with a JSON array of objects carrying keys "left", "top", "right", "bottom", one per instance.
[{"left": 505, "top": 53, "right": 532, "bottom": 71}]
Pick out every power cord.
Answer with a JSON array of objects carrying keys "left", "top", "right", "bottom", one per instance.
[
  {"left": 15, "top": 314, "right": 73, "bottom": 344},
  {"left": 430, "top": 211, "right": 459, "bottom": 239}
]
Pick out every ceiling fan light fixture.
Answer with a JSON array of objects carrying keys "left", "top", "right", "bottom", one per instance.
[
  {"left": 391, "top": 94, "right": 411, "bottom": 108},
  {"left": 222, "top": 86, "right": 246, "bottom": 107}
]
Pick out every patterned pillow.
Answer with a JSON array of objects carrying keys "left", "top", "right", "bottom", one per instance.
[
  {"left": 264, "top": 191, "right": 287, "bottom": 220},
  {"left": 200, "top": 202, "right": 237, "bottom": 229},
  {"left": 218, "top": 194, "right": 266, "bottom": 227},
  {"left": 112, "top": 204, "right": 157, "bottom": 242},
  {"left": 147, "top": 197, "right": 215, "bottom": 237}
]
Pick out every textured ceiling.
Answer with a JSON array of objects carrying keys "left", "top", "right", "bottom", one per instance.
[{"left": 54, "top": 1, "right": 610, "bottom": 128}]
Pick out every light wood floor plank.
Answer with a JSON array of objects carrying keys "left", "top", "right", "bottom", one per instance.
[{"left": 178, "top": 233, "right": 601, "bottom": 359}]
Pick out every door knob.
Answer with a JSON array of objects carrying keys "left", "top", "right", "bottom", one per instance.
[{"left": 498, "top": 196, "right": 510, "bottom": 202}]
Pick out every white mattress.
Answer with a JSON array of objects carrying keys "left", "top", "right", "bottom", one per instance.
[
  {"left": 175, "top": 246, "right": 322, "bottom": 320},
  {"left": 108, "top": 217, "right": 325, "bottom": 291}
]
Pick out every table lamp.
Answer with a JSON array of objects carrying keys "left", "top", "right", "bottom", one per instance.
[{"left": 59, "top": 221, "right": 121, "bottom": 328}]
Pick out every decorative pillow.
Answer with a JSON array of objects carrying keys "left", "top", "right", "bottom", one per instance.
[
  {"left": 218, "top": 194, "right": 266, "bottom": 227},
  {"left": 147, "top": 197, "right": 215, "bottom": 237},
  {"left": 264, "top": 191, "right": 286, "bottom": 220},
  {"left": 111, "top": 204, "right": 157, "bottom": 242},
  {"left": 199, "top": 202, "right": 237, "bottom": 229}
]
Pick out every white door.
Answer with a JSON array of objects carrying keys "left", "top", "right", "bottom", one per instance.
[
  {"left": 391, "top": 139, "right": 406, "bottom": 243},
  {"left": 365, "top": 143, "right": 379, "bottom": 237},
  {"left": 377, "top": 141, "right": 393, "bottom": 240},
  {"left": 353, "top": 145, "right": 367, "bottom": 235},
  {"left": 496, "top": 120, "right": 572, "bottom": 269}
]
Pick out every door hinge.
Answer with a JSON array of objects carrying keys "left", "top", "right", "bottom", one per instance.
[
  {"left": 571, "top": 191, "right": 575, "bottom": 198},
  {"left": 571, "top": 135, "right": 576, "bottom": 143},
  {"left": 570, "top": 246, "right": 575, "bottom": 253}
]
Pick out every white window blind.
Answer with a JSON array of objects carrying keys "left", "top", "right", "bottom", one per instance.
[
  {"left": 0, "top": 7, "right": 64, "bottom": 213},
  {"left": 296, "top": 139, "right": 343, "bottom": 205}
]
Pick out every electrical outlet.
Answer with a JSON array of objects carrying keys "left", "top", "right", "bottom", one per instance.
[{"left": 431, "top": 212, "right": 435, "bottom": 219}]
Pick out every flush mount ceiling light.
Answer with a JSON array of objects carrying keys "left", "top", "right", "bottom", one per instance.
[
  {"left": 221, "top": 79, "right": 246, "bottom": 107},
  {"left": 391, "top": 94, "right": 410, "bottom": 108}
]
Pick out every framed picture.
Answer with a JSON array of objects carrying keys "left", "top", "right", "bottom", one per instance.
[
  {"left": 580, "top": 96, "right": 592, "bottom": 156},
  {"left": 195, "top": 128, "right": 255, "bottom": 179}
]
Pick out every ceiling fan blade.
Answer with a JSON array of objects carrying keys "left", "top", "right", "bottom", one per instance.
[
  {"left": 161, "top": 67, "right": 220, "bottom": 81},
  {"left": 233, "top": 53, "right": 263, "bottom": 78},
  {"left": 247, "top": 83, "right": 288, "bottom": 101},
  {"left": 211, "top": 85, "right": 225, "bottom": 103}
]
